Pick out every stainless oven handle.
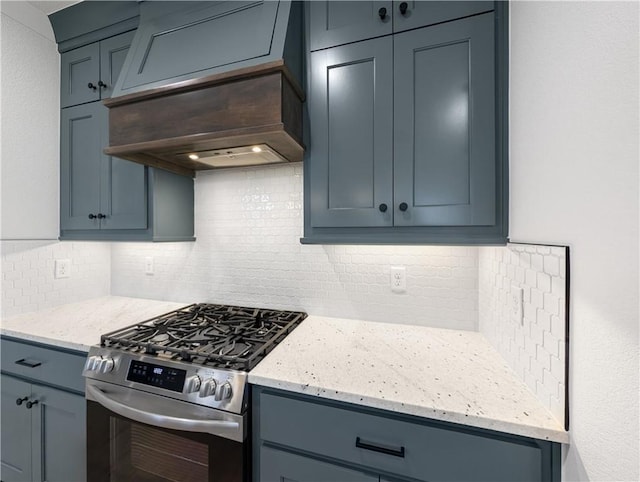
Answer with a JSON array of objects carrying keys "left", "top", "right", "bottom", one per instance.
[{"left": 86, "top": 384, "right": 240, "bottom": 435}]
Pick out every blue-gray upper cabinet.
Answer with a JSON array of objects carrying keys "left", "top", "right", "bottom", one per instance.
[
  {"left": 304, "top": 7, "right": 507, "bottom": 244},
  {"left": 309, "top": 37, "right": 393, "bottom": 228},
  {"left": 393, "top": 13, "right": 495, "bottom": 227},
  {"left": 60, "top": 30, "right": 134, "bottom": 108},
  {"left": 309, "top": 1, "right": 494, "bottom": 51},
  {"left": 308, "top": 1, "right": 392, "bottom": 51},
  {"left": 60, "top": 101, "right": 194, "bottom": 241},
  {"left": 392, "top": 0, "right": 494, "bottom": 34},
  {"left": 60, "top": 100, "right": 148, "bottom": 233}
]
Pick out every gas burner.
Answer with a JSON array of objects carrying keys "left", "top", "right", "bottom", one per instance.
[{"left": 100, "top": 303, "right": 307, "bottom": 370}]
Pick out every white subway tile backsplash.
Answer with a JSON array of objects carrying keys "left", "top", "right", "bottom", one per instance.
[
  {"left": 479, "top": 243, "right": 568, "bottom": 426},
  {"left": 1, "top": 241, "right": 111, "bottom": 318},
  {"left": 110, "top": 164, "right": 479, "bottom": 330}
]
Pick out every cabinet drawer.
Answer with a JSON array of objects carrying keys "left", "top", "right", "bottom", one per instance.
[
  {"left": 259, "top": 391, "right": 544, "bottom": 482},
  {"left": 1, "top": 339, "right": 86, "bottom": 393}
]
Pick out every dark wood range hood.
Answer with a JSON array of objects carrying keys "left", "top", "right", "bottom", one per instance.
[
  {"left": 104, "top": 61, "right": 304, "bottom": 178},
  {"left": 103, "top": 1, "right": 304, "bottom": 178}
]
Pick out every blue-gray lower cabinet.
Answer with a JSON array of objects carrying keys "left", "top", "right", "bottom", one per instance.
[
  {"left": 304, "top": 7, "right": 508, "bottom": 245},
  {"left": 260, "top": 446, "right": 378, "bottom": 482},
  {"left": 0, "top": 338, "right": 87, "bottom": 482},
  {"left": 253, "top": 387, "right": 561, "bottom": 482}
]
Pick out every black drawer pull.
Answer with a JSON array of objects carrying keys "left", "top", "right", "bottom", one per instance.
[
  {"left": 355, "top": 437, "right": 405, "bottom": 458},
  {"left": 15, "top": 358, "right": 42, "bottom": 368}
]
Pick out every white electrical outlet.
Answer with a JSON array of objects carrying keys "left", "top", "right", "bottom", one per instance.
[
  {"left": 144, "top": 257, "right": 154, "bottom": 275},
  {"left": 510, "top": 284, "right": 524, "bottom": 324},
  {"left": 390, "top": 266, "right": 406, "bottom": 293},
  {"left": 54, "top": 259, "right": 71, "bottom": 279}
]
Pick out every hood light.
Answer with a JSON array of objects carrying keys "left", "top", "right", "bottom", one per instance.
[{"left": 179, "top": 144, "right": 286, "bottom": 168}]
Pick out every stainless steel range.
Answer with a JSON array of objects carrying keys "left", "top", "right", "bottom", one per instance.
[{"left": 84, "top": 303, "right": 306, "bottom": 482}]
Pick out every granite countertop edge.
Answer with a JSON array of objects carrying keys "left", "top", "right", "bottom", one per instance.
[{"left": 248, "top": 315, "right": 569, "bottom": 445}]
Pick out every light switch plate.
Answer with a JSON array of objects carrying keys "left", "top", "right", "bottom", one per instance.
[
  {"left": 510, "top": 284, "right": 524, "bottom": 324},
  {"left": 144, "top": 257, "right": 154, "bottom": 275}
]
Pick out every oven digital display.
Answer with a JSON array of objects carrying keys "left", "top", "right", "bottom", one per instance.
[{"left": 126, "top": 360, "right": 186, "bottom": 392}]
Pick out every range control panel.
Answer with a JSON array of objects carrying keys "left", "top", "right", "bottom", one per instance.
[
  {"left": 126, "top": 360, "right": 186, "bottom": 393},
  {"left": 82, "top": 347, "right": 249, "bottom": 413}
]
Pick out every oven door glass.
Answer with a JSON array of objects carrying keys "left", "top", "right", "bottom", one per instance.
[{"left": 87, "top": 399, "right": 248, "bottom": 482}]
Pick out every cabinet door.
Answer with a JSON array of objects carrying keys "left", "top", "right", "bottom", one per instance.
[
  {"left": 99, "top": 30, "right": 135, "bottom": 99},
  {"left": 309, "top": 38, "right": 393, "bottom": 228},
  {"left": 309, "top": 1, "right": 392, "bottom": 51},
  {"left": 61, "top": 42, "right": 100, "bottom": 108},
  {"left": 98, "top": 105, "right": 148, "bottom": 230},
  {"left": 392, "top": 1, "right": 494, "bottom": 33},
  {"left": 393, "top": 13, "right": 495, "bottom": 227},
  {"left": 259, "top": 446, "right": 377, "bottom": 482},
  {"left": 60, "top": 103, "right": 102, "bottom": 230},
  {"left": 0, "top": 375, "right": 32, "bottom": 482},
  {"left": 31, "top": 385, "right": 86, "bottom": 482}
]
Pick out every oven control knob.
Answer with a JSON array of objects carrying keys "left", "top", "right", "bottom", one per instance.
[
  {"left": 185, "top": 376, "right": 201, "bottom": 393},
  {"left": 198, "top": 378, "right": 217, "bottom": 398},
  {"left": 84, "top": 356, "right": 101, "bottom": 372},
  {"left": 214, "top": 381, "right": 233, "bottom": 402},
  {"left": 98, "top": 357, "right": 115, "bottom": 374}
]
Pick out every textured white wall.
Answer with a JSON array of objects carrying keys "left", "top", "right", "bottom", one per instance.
[
  {"left": 1, "top": 240, "right": 111, "bottom": 318},
  {"left": 0, "top": 2, "right": 59, "bottom": 239},
  {"left": 510, "top": 2, "right": 639, "bottom": 481},
  {"left": 111, "top": 164, "right": 480, "bottom": 330},
  {"left": 479, "top": 244, "right": 568, "bottom": 426}
]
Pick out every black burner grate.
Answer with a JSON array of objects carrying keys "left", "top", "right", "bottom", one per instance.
[{"left": 100, "top": 304, "right": 307, "bottom": 370}]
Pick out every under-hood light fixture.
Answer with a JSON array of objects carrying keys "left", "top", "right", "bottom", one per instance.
[{"left": 181, "top": 144, "right": 287, "bottom": 168}]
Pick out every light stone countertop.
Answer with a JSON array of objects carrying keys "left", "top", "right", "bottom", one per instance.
[
  {"left": 249, "top": 315, "right": 569, "bottom": 444},
  {"left": 0, "top": 296, "right": 187, "bottom": 352},
  {"left": 1, "top": 298, "right": 568, "bottom": 443}
]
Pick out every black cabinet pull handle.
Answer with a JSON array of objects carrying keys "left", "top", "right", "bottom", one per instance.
[
  {"left": 378, "top": 7, "right": 387, "bottom": 20},
  {"left": 356, "top": 437, "right": 405, "bottom": 458},
  {"left": 399, "top": 202, "right": 408, "bottom": 211},
  {"left": 379, "top": 203, "right": 388, "bottom": 213},
  {"left": 97, "top": 213, "right": 106, "bottom": 219},
  {"left": 88, "top": 82, "right": 97, "bottom": 91},
  {"left": 26, "top": 400, "right": 39, "bottom": 409},
  {"left": 399, "top": 1, "right": 408, "bottom": 15},
  {"left": 16, "top": 396, "right": 29, "bottom": 406},
  {"left": 88, "top": 213, "right": 97, "bottom": 219},
  {"left": 98, "top": 80, "right": 107, "bottom": 89},
  {"left": 15, "top": 358, "right": 42, "bottom": 368}
]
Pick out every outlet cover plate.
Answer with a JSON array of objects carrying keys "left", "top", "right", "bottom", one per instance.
[
  {"left": 54, "top": 259, "right": 71, "bottom": 279},
  {"left": 390, "top": 266, "right": 406, "bottom": 293}
]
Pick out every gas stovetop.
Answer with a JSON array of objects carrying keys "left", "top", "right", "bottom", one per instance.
[
  {"left": 100, "top": 303, "right": 307, "bottom": 370},
  {"left": 83, "top": 303, "right": 307, "bottom": 414}
]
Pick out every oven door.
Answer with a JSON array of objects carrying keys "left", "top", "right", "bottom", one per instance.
[{"left": 86, "top": 379, "right": 248, "bottom": 482}]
